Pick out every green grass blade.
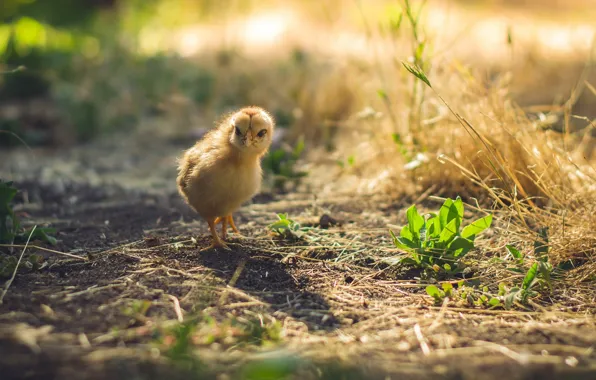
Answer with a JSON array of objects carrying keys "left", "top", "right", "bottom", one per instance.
[{"left": 401, "top": 61, "right": 432, "bottom": 88}]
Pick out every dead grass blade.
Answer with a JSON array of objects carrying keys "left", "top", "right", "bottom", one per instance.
[{"left": 0, "top": 226, "right": 36, "bottom": 305}]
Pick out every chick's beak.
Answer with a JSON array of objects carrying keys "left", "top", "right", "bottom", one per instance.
[{"left": 242, "top": 130, "right": 254, "bottom": 146}]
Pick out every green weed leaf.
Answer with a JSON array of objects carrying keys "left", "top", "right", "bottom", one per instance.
[
  {"left": 505, "top": 245, "right": 523, "bottom": 260},
  {"left": 522, "top": 263, "right": 538, "bottom": 291},
  {"left": 391, "top": 230, "right": 417, "bottom": 250},
  {"left": 439, "top": 219, "right": 458, "bottom": 244},
  {"left": 488, "top": 297, "right": 501, "bottom": 307},
  {"left": 19, "top": 227, "right": 57, "bottom": 245},
  {"left": 538, "top": 261, "right": 553, "bottom": 291},
  {"left": 448, "top": 237, "right": 474, "bottom": 257},
  {"left": 0, "top": 181, "right": 18, "bottom": 207},
  {"left": 441, "top": 282, "right": 453, "bottom": 296},
  {"left": 461, "top": 214, "right": 492, "bottom": 240},
  {"left": 397, "top": 236, "right": 418, "bottom": 250},
  {"left": 389, "top": 230, "right": 399, "bottom": 246},
  {"left": 439, "top": 198, "right": 461, "bottom": 231},
  {"left": 400, "top": 225, "right": 414, "bottom": 241},
  {"left": 425, "top": 285, "right": 442, "bottom": 300},
  {"left": 406, "top": 204, "right": 424, "bottom": 239},
  {"left": 426, "top": 216, "right": 441, "bottom": 239},
  {"left": 453, "top": 197, "right": 464, "bottom": 222}
]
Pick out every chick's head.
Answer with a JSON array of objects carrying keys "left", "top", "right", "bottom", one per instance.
[{"left": 228, "top": 107, "right": 274, "bottom": 155}]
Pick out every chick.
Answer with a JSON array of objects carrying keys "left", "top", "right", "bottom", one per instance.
[{"left": 177, "top": 106, "right": 275, "bottom": 249}]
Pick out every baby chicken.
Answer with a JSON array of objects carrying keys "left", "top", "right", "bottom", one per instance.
[{"left": 177, "top": 106, "right": 274, "bottom": 249}]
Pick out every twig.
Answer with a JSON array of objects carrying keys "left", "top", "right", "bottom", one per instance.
[
  {"left": 59, "top": 283, "right": 126, "bottom": 301},
  {"left": 168, "top": 295, "right": 184, "bottom": 322},
  {"left": 218, "top": 258, "right": 247, "bottom": 307},
  {"left": 429, "top": 296, "right": 449, "bottom": 332},
  {"left": 0, "top": 244, "right": 87, "bottom": 261},
  {"left": 413, "top": 323, "right": 431, "bottom": 355},
  {"left": 222, "top": 301, "right": 266, "bottom": 309},
  {"left": 0, "top": 131, "right": 32, "bottom": 151},
  {"left": 1, "top": 65, "right": 26, "bottom": 74},
  {"left": 472, "top": 341, "right": 529, "bottom": 365},
  {"left": 0, "top": 226, "right": 36, "bottom": 305}
]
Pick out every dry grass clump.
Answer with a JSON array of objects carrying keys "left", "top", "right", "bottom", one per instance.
[{"left": 298, "top": 26, "right": 596, "bottom": 279}]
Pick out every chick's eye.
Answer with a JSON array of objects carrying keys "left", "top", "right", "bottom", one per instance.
[
  {"left": 257, "top": 129, "right": 267, "bottom": 138},
  {"left": 235, "top": 127, "right": 242, "bottom": 136}
]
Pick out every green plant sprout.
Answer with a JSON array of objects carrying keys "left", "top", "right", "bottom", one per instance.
[
  {"left": 426, "top": 236, "right": 555, "bottom": 310},
  {"left": 0, "top": 180, "right": 56, "bottom": 278},
  {"left": 267, "top": 213, "right": 307, "bottom": 239},
  {"left": 0, "top": 180, "right": 56, "bottom": 246},
  {"left": 390, "top": 197, "right": 492, "bottom": 276}
]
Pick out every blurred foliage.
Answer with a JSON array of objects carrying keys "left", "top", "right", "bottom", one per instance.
[
  {"left": 1, "top": 0, "right": 116, "bottom": 27},
  {"left": 262, "top": 136, "right": 308, "bottom": 191},
  {"left": 0, "top": 0, "right": 317, "bottom": 147},
  {"left": 0, "top": 0, "right": 225, "bottom": 145}
]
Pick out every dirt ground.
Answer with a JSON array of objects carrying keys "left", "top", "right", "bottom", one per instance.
[{"left": 0, "top": 133, "right": 595, "bottom": 380}]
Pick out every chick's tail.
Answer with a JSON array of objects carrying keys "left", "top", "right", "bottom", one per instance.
[{"left": 176, "top": 156, "right": 193, "bottom": 195}]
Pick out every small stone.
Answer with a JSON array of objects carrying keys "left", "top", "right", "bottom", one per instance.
[
  {"left": 319, "top": 214, "right": 339, "bottom": 229},
  {"left": 565, "top": 356, "right": 579, "bottom": 367}
]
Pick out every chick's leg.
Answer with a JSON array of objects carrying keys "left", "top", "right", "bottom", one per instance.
[
  {"left": 206, "top": 218, "right": 229, "bottom": 250},
  {"left": 213, "top": 217, "right": 228, "bottom": 239},
  {"left": 220, "top": 217, "right": 228, "bottom": 240},
  {"left": 227, "top": 215, "right": 241, "bottom": 234}
]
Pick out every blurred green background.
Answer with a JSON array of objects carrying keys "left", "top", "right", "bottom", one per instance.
[
  {"left": 1, "top": 0, "right": 595, "bottom": 151},
  {"left": 0, "top": 0, "right": 289, "bottom": 147}
]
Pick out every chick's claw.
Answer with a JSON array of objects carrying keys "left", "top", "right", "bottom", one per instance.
[
  {"left": 209, "top": 241, "right": 231, "bottom": 251},
  {"left": 206, "top": 219, "right": 231, "bottom": 250}
]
